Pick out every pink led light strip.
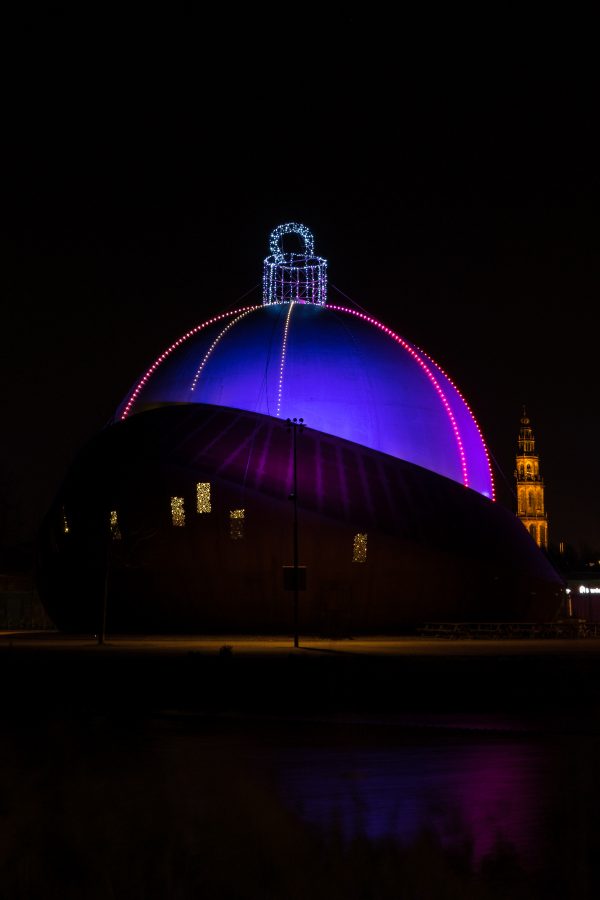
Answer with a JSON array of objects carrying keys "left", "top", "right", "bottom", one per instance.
[
  {"left": 414, "top": 344, "right": 495, "bottom": 501},
  {"left": 276, "top": 301, "right": 295, "bottom": 417},
  {"left": 120, "top": 305, "right": 262, "bottom": 420},
  {"left": 328, "top": 304, "right": 470, "bottom": 489},
  {"left": 190, "top": 308, "right": 255, "bottom": 392}
]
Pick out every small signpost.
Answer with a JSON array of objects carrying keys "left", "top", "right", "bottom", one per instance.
[{"left": 283, "top": 566, "right": 307, "bottom": 592}]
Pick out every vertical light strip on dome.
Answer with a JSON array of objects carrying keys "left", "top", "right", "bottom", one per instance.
[
  {"left": 414, "top": 346, "right": 496, "bottom": 500},
  {"left": 120, "top": 305, "right": 261, "bottom": 420},
  {"left": 190, "top": 308, "right": 255, "bottom": 392},
  {"left": 276, "top": 301, "right": 295, "bottom": 417},
  {"left": 328, "top": 305, "right": 470, "bottom": 489}
]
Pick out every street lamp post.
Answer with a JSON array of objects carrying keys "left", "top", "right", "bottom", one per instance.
[{"left": 286, "top": 417, "right": 304, "bottom": 648}]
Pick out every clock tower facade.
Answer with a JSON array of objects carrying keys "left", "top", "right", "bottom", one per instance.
[{"left": 515, "top": 409, "right": 548, "bottom": 549}]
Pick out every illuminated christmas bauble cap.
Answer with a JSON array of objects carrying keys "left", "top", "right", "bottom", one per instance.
[{"left": 263, "top": 222, "right": 327, "bottom": 306}]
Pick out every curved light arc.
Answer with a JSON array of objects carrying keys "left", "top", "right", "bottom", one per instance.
[
  {"left": 190, "top": 308, "right": 256, "bottom": 392},
  {"left": 412, "top": 344, "right": 495, "bottom": 501},
  {"left": 328, "top": 304, "right": 469, "bottom": 489},
  {"left": 120, "top": 305, "right": 262, "bottom": 420},
  {"left": 276, "top": 302, "right": 295, "bottom": 417}
]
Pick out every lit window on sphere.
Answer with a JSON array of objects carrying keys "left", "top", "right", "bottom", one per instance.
[
  {"left": 196, "top": 482, "right": 211, "bottom": 514},
  {"left": 353, "top": 533, "right": 367, "bottom": 563},
  {"left": 230, "top": 509, "right": 245, "bottom": 540},
  {"left": 171, "top": 497, "right": 186, "bottom": 527},
  {"left": 110, "top": 510, "right": 122, "bottom": 540}
]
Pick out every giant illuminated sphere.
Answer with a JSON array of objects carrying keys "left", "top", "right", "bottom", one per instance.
[
  {"left": 117, "top": 222, "right": 493, "bottom": 498},
  {"left": 37, "top": 224, "right": 564, "bottom": 633}
]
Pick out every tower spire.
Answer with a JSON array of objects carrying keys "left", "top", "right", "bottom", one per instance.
[{"left": 515, "top": 410, "right": 548, "bottom": 549}]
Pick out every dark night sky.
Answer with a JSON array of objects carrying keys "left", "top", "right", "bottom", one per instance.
[{"left": 2, "top": 13, "right": 599, "bottom": 554}]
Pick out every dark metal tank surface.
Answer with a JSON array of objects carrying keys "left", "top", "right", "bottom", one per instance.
[{"left": 36, "top": 405, "right": 564, "bottom": 634}]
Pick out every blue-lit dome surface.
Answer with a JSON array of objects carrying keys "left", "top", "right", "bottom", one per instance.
[{"left": 117, "top": 301, "right": 494, "bottom": 498}]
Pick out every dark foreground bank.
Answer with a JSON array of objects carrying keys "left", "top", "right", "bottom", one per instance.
[
  {"left": 2, "top": 633, "right": 600, "bottom": 722},
  {"left": 2, "top": 635, "right": 600, "bottom": 900}
]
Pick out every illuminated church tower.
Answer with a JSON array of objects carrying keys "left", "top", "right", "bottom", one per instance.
[{"left": 515, "top": 409, "right": 548, "bottom": 549}]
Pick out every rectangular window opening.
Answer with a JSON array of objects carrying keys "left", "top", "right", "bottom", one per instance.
[
  {"left": 353, "top": 533, "right": 368, "bottom": 563},
  {"left": 171, "top": 497, "right": 186, "bottom": 527},
  {"left": 110, "top": 510, "right": 122, "bottom": 540},
  {"left": 230, "top": 508, "right": 245, "bottom": 540},
  {"left": 196, "top": 482, "right": 212, "bottom": 514}
]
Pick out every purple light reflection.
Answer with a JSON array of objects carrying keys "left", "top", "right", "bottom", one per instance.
[{"left": 274, "top": 736, "right": 547, "bottom": 870}]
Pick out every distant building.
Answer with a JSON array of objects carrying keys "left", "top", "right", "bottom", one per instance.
[
  {"left": 515, "top": 409, "right": 548, "bottom": 549},
  {"left": 566, "top": 576, "right": 600, "bottom": 622}
]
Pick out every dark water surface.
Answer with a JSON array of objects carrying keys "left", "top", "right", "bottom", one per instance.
[
  {"left": 272, "top": 726, "right": 548, "bottom": 866},
  {"left": 2, "top": 642, "right": 600, "bottom": 897},
  {"left": 2, "top": 709, "right": 599, "bottom": 899}
]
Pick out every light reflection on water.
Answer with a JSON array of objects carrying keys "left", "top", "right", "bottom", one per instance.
[
  {"left": 3, "top": 710, "right": 598, "bottom": 897},
  {"left": 271, "top": 734, "right": 547, "bottom": 868}
]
